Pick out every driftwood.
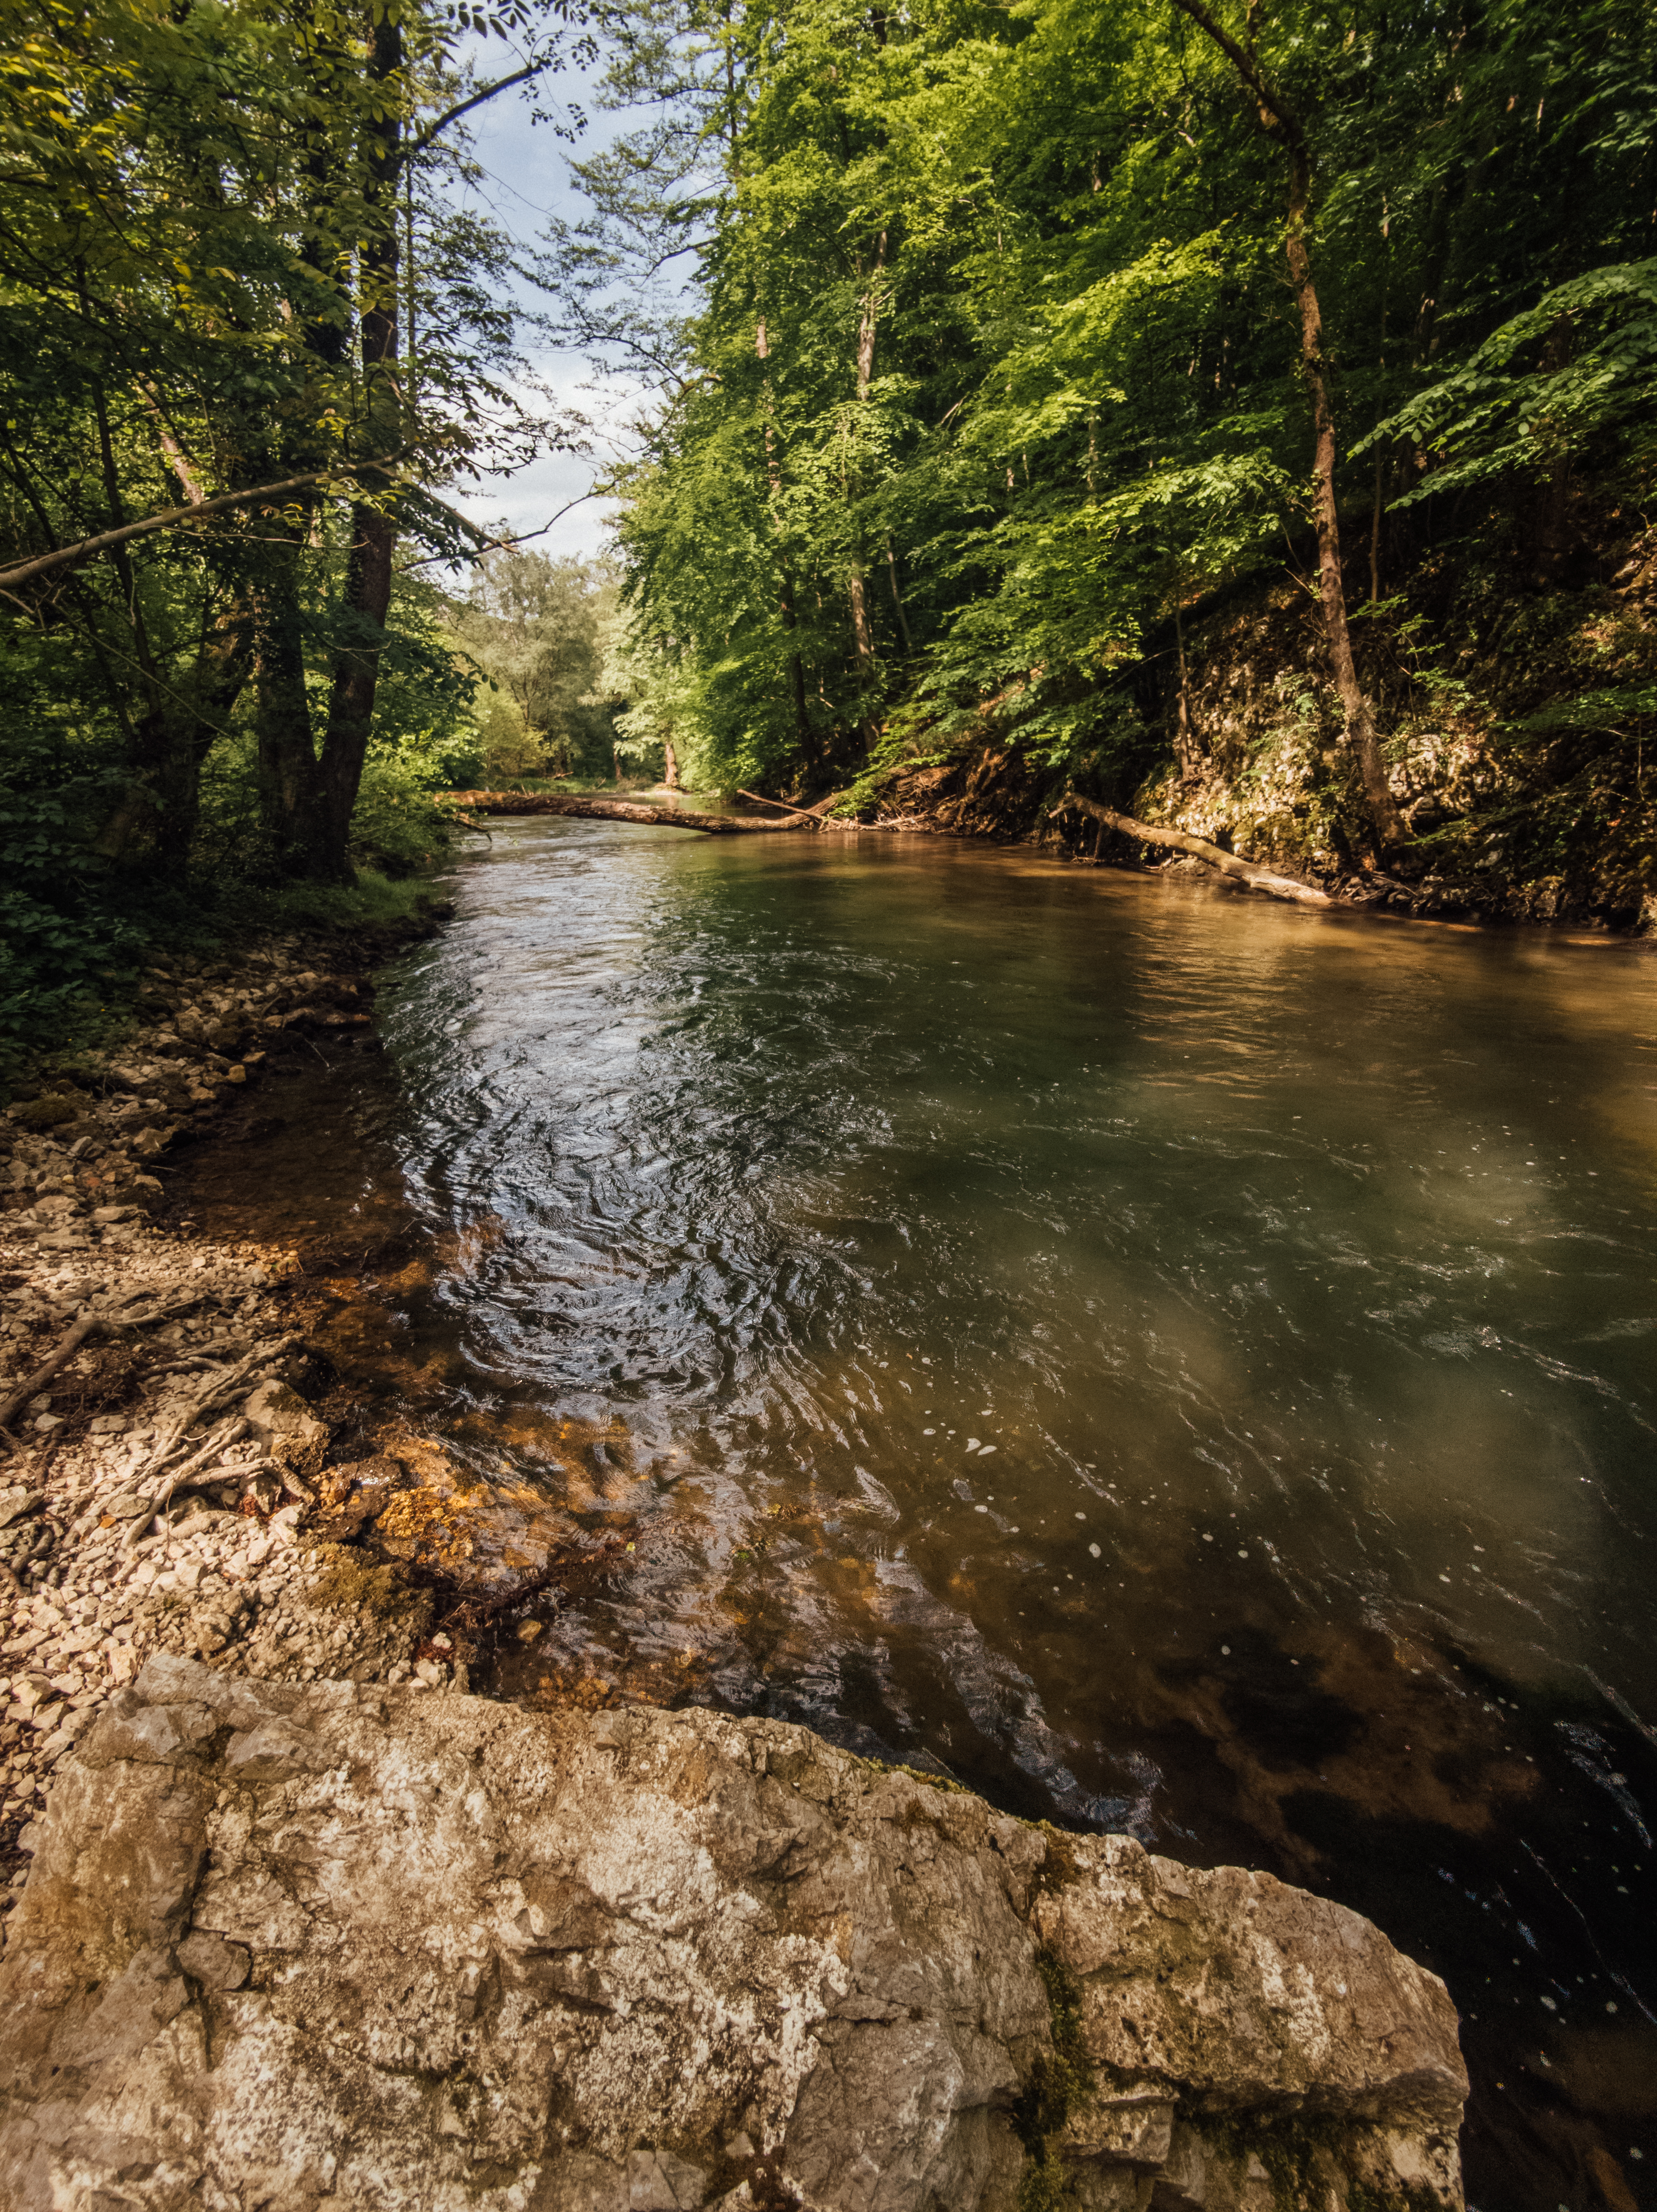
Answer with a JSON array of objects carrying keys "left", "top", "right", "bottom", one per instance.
[
  {"left": 0, "top": 1289, "right": 209, "bottom": 1436},
  {"left": 445, "top": 791, "right": 806, "bottom": 835},
  {"left": 1054, "top": 792, "right": 1331, "bottom": 906}
]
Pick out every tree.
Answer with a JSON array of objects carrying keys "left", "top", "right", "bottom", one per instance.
[
  {"left": 0, "top": 0, "right": 589, "bottom": 880},
  {"left": 451, "top": 551, "right": 621, "bottom": 777},
  {"left": 1166, "top": 0, "right": 1403, "bottom": 849},
  {"left": 567, "top": 0, "right": 1657, "bottom": 849}
]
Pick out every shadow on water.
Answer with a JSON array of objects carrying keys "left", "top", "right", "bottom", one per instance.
[{"left": 169, "top": 821, "right": 1657, "bottom": 2212}]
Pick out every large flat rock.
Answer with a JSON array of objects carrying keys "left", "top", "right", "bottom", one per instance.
[{"left": 0, "top": 1659, "right": 1467, "bottom": 2211}]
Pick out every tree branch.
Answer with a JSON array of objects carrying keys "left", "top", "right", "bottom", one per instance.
[
  {"left": 1167, "top": 0, "right": 1303, "bottom": 147},
  {"left": 0, "top": 459, "right": 409, "bottom": 590},
  {"left": 447, "top": 791, "right": 810, "bottom": 835},
  {"left": 395, "top": 62, "right": 553, "bottom": 177},
  {"left": 1054, "top": 791, "right": 1330, "bottom": 905},
  {"left": 398, "top": 491, "right": 598, "bottom": 569}
]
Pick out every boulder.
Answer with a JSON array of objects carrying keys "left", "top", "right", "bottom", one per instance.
[{"left": 0, "top": 1659, "right": 1466, "bottom": 2212}]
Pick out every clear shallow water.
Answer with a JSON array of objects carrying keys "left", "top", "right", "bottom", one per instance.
[{"left": 295, "top": 821, "right": 1657, "bottom": 2204}]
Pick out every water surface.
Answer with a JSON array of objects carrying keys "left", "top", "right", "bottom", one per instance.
[{"left": 257, "top": 822, "right": 1657, "bottom": 2207}]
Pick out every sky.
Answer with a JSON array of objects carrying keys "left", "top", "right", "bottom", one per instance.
[{"left": 435, "top": 51, "right": 640, "bottom": 567}]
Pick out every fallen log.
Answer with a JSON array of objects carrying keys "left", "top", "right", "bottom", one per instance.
[
  {"left": 734, "top": 786, "right": 858, "bottom": 824},
  {"left": 1054, "top": 791, "right": 1331, "bottom": 906},
  {"left": 444, "top": 791, "right": 806, "bottom": 834}
]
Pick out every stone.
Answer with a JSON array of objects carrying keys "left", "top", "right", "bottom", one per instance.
[
  {"left": 241, "top": 1379, "right": 328, "bottom": 1475},
  {"left": 0, "top": 1658, "right": 1467, "bottom": 2212}
]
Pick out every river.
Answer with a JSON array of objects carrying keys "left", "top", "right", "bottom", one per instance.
[{"left": 188, "top": 817, "right": 1657, "bottom": 2211}]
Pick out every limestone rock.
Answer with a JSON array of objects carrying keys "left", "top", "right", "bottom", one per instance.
[
  {"left": 0, "top": 1659, "right": 1467, "bottom": 2212},
  {"left": 241, "top": 1378, "right": 328, "bottom": 1475}
]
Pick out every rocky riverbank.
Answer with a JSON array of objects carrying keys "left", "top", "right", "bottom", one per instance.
[
  {"left": 0, "top": 1654, "right": 1469, "bottom": 2212},
  {"left": 0, "top": 922, "right": 471, "bottom": 1899}
]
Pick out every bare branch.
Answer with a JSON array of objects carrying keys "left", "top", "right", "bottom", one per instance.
[
  {"left": 0, "top": 458, "right": 410, "bottom": 590},
  {"left": 397, "top": 62, "right": 552, "bottom": 176},
  {"left": 398, "top": 490, "right": 598, "bottom": 570}
]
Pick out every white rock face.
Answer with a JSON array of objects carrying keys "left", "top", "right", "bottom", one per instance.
[{"left": 0, "top": 1657, "right": 1467, "bottom": 2212}]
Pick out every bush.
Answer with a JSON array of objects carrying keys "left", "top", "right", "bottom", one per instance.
[{"left": 0, "top": 728, "right": 142, "bottom": 1081}]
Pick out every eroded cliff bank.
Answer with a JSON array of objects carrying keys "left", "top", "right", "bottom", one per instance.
[{"left": 829, "top": 522, "right": 1657, "bottom": 934}]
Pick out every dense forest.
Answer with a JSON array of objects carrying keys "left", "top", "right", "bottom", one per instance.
[
  {"left": 2, "top": 0, "right": 1656, "bottom": 1073},
  {"left": 584, "top": 0, "right": 1657, "bottom": 916}
]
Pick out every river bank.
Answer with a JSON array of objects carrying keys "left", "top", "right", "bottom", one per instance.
[
  {"left": 3, "top": 819, "right": 1651, "bottom": 2209},
  {"left": 0, "top": 920, "right": 476, "bottom": 1899},
  {"left": 450, "top": 774, "right": 1657, "bottom": 936}
]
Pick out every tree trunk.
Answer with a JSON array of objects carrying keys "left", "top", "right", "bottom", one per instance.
[
  {"left": 845, "top": 236, "right": 886, "bottom": 746},
  {"left": 1529, "top": 315, "right": 1575, "bottom": 587},
  {"left": 847, "top": 567, "right": 876, "bottom": 677},
  {"left": 663, "top": 739, "right": 680, "bottom": 789},
  {"left": 1286, "top": 145, "right": 1403, "bottom": 848},
  {"left": 1172, "top": 598, "right": 1202, "bottom": 784},
  {"left": 1169, "top": 0, "right": 1404, "bottom": 851},
  {"left": 292, "top": 7, "right": 404, "bottom": 882},
  {"left": 759, "top": 319, "right": 817, "bottom": 761},
  {"left": 254, "top": 548, "right": 326, "bottom": 874},
  {"left": 153, "top": 603, "right": 254, "bottom": 872},
  {"left": 1056, "top": 791, "right": 1330, "bottom": 905},
  {"left": 92, "top": 604, "right": 252, "bottom": 871},
  {"left": 449, "top": 791, "right": 806, "bottom": 834},
  {"left": 885, "top": 536, "right": 913, "bottom": 656}
]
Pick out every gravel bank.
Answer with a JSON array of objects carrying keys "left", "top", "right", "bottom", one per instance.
[{"left": 0, "top": 924, "right": 459, "bottom": 1912}]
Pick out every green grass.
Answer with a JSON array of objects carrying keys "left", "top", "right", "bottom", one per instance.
[{"left": 230, "top": 869, "right": 440, "bottom": 934}]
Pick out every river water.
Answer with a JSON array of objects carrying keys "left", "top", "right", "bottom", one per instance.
[{"left": 206, "top": 819, "right": 1657, "bottom": 2209}]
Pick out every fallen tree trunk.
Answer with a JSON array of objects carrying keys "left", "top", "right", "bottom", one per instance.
[
  {"left": 734, "top": 786, "right": 856, "bottom": 824},
  {"left": 1053, "top": 792, "right": 1331, "bottom": 906},
  {"left": 444, "top": 791, "right": 806, "bottom": 835}
]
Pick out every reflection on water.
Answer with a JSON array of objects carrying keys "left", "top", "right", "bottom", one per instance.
[{"left": 199, "top": 819, "right": 1657, "bottom": 2209}]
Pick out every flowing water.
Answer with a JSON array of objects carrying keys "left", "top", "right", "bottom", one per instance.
[{"left": 189, "top": 819, "right": 1657, "bottom": 2210}]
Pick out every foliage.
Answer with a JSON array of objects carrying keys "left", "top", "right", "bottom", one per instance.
[
  {"left": 449, "top": 549, "right": 627, "bottom": 778},
  {"left": 1363, "top": 261, "right": 1657, "bottom": 506},
  {"left": 0, "top": 0, "right": 599, "bottom": 1064},
  {"left": 0, "top": 727, "right": 141, "bottom": 1081},
  {"left": 562, "top": 0, "right": 1657, "bottom": 870}
]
